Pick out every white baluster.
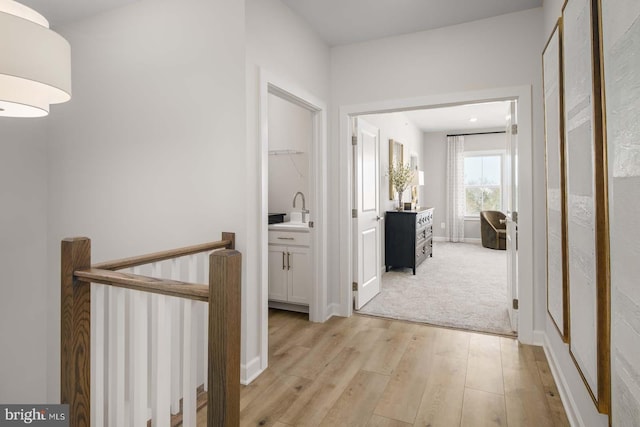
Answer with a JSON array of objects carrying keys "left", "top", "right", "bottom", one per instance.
[
  {"left": 108, "top": 286, "right": 125, "bottom": 427},
  {"left": 130, "top": 275, "right": 148, "bottom": 427},
  {"left": 149, "top": 262, "right": 161, "bottom": 422},
  {"left": 182, "top": 299, "right": 198, "bottom": 427},
  {"left": 92, "top": 284, "right": 105, "bottom": 427},
  {"left": 152, "top": 292, "right": 171, "bottom": 427},
  {"left": 151, "top": 262, "right": 171, "bottom": 427},
  {"left": 170, "top": 258, "right": 182, "bottom": 414}
]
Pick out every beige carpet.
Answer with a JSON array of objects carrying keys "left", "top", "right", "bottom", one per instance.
[{"left": 358, "top": 241, "right": 515, "bottom": 336}]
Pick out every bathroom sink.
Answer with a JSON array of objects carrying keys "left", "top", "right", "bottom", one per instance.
[{"left": 270, "top": 221, "right": 309, "bottom": 230}]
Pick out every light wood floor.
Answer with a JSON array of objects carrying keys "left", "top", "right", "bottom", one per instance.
[{"left": 201, "top": 309, "right": 570, "bottom": 427}]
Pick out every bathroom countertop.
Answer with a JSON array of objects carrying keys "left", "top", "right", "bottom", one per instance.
[{"left": 268, "top": 222, "right": 310, "bottom": 232}]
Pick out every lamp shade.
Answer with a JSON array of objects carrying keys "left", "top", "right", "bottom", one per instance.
[
  {"left": 412, "top": 170, "right": 425, "bottom": 186},
  {"left": 0, "top": 0, "right": 71, "bottom": 117}
]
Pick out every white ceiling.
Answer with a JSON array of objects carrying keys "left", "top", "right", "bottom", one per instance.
[
  {"left": 19, "top": 0, "right": 541, "bottom": 43},
  {"left": 281, "top": 0, "right": 542, "bottom": 46},
  {"left": 19, "top": 0, "right": 139, "bottom": 26},
  {"left": 367, "top": 101, "right": 511, "bottom": 133}
]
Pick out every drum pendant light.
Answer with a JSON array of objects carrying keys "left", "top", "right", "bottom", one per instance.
[{"left": 0, "top": 0, "right": 71, "bottom": 118}]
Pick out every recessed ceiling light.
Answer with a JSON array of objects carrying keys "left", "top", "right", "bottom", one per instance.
[{"left": 469, "top": 117, "right": 478, "bottom": 122}]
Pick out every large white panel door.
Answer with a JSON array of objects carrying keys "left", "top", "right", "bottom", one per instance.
[
  {"left": 506, "top": 101, "right": 519, "bottom": 332},
  {"left": 354, "top": 119, "right": 381, "bottom": 309}
]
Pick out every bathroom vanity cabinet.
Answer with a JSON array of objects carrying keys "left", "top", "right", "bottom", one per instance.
[{"left": 268, "top": 228, "right": 310, "bottom": 310}]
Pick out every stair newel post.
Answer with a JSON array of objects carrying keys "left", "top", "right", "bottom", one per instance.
[
  {"left": 61, "top": 237, "right": 92, "bottom": 427},
  {"left": 208, "top": 249, "right": 241, "bottom": 427},
  {"left": 221, "top": 231, "right": 236, "bottom": 250}
]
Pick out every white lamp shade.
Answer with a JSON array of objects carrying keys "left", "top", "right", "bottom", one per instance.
[
  {"left": 411, "top": 170, "right": 425, "bottom": 186},
  {"left": 0, "top": 0, "right": 71, "bottom": 117}
]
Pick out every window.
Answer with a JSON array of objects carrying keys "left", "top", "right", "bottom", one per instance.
[{"left": 464, "top": 154, "right": 503, "bottom": 216}]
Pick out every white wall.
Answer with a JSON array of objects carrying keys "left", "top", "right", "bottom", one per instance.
[
  {"left": 359, "top": 113, "right": 423, "bottom": 266},
  {"left": 423, "top": 132, "right": 448, "bottom": 238},
  {"left": 0, "top": 121, "right": 49, "bottom": 402},
  {"left": 268, "top": 93, "right": 311, "bottom": 218},
  {"left": 540, "top": 0, "right": 609, "bottom": 425},
  {"left": 44, "top": 0, "right": 246, "bottom": 401},
  {"left": 330, "top": 8, "right": 547, "bottom": 319},
  {"left": 363, "top": 113, "right": 424, "bottom": 211},
  {"left": 543, "top": 0, "right": 566, "bottom": 36},
  {"left": 245, "top": 0, "right": 330, "bottom": 378}
]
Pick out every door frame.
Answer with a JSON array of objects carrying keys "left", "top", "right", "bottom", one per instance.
[
  {"left": 339, "top": 86, "right": 536, "bottom": 344},
  {"left": 258, "top": 69, "right": 328, "bottom": 372}
]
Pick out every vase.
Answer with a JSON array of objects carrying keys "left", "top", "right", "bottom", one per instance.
[{"left": 397, "top": 191, "right": 403, "bottom": 211}]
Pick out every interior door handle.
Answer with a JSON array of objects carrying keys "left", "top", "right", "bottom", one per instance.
[{"left": 376, "top": 216, "right": 383, "bottom": 221}]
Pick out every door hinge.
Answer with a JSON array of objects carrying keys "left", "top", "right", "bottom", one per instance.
[
  {"left": 352, "top": 209, "right": 358, "bottom": 218},
  {"left": 352, "top": 282, "right": 358, "bottom": 291},
  {"left": 513, "top": 298, "right": 519, "bottom": 310},
  {"left": 511, "top": 124, "right": 518, "bottom": 135},
  {"left": 352, "top": 135, "right": 357, "bottom": 146},
  {"left": 308, "top": 221, "right": 314, "bottom": 228}
]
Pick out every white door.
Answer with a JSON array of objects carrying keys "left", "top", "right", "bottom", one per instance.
[
  {"left": 288, "top": 246, "right": 310, "bottom": 305},
  {"left": 505, "top": 101, "right": 518, "bottom": 332},
  {"left": 354, "top": 118, "right": 382, "bottom": 309}
]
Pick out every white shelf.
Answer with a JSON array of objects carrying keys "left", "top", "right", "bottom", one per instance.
[{"left": 268, "top": 149, "right": 304, "bottom": 156}]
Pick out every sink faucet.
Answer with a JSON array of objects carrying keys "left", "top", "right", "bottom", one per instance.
[{"left": 293, "top": 191, "right": 309, "bottom": 223}]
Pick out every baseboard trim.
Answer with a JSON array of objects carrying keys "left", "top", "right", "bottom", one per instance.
[
  {"left": 241, "top": 356, "right": 263, "bottom": 385},
  {"left": 532, "top": 329, "right": 545, "bottom": 346},
  {"left": 432, "top": 236, "right": 481, "bottom": 244},
  {"left": 326, "top": 302, "right": 342, "bottom": 320},
  {"left": 543, "top": 333, "right": 582, "bottom": 427}
]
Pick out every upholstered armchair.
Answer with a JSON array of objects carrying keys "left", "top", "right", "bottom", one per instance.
[{"left": 480, "top": 210, "right": 507, "bottom": 250}]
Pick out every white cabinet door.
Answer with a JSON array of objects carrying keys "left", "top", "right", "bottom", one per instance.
[
  {"left": 288, "top": 246, "right": 310, "bottom": 305},
  {"left": 268, "top": 246, "right": 288, "bottom": 302}
]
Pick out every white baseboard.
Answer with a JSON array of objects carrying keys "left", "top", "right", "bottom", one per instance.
[
  {"left": 432, "top": 236, "right": 481, "bottom": 244},
  {"left": 532, "top": 329, "right": 545, "bottom": 346},
  {"left": 241, "top": 356, "right": 263, "bottom": 385},
  {"left": 326, "top": 302, "right": 342, "bottom": 320},
  {"left": 543, "top": 333, "right": 582, "bottom": 427}
]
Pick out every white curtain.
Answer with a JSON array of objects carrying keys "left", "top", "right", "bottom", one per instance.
[{"left": 446, "top": 135, "right": 465, "bottom": 242}]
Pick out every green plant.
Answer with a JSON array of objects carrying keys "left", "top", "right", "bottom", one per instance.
[{"left": 389, "top": 162, "right": 415, "bottom": 208}]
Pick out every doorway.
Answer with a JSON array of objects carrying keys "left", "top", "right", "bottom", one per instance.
[
  {"left": 339, "top": 86, "right": 536, "bottom": 344},
  {"left": 351, "top": 102, "right": 516, "bottom": 336},
  {"left": 257, "top": 70, "right": 328, "bottom": 377}
]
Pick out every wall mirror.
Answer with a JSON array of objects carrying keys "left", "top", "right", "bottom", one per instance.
[{"left": 389, "top": 139, "right": 404, "bottom": 200}]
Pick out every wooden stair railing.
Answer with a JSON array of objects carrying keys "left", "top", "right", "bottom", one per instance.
[{"left": 60, "top": 232, "right": 241, "bottom": 427}]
